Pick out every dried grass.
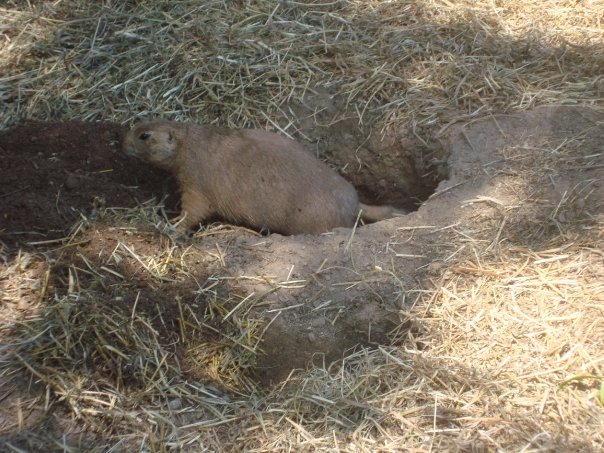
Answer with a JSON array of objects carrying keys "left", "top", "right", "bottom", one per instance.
[
  {"left": 1, "top": 0, "right": 604, "bottom": 452},
  {"left": 1, "top": 0, "right": 603, "bottom": 131}
]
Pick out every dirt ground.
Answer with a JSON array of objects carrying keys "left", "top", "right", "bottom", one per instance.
[
  {"left": 1, "top": 105, "right": 603, "bottom": 450},
  {"left": 0, "top": 121, "right": 178, "bottom": 245},
  {"left": 2, "top": 105, "right": 602, "bottom": 380},
  {"left": 2, "top": 0, "right": 604, "bottom": 450}
]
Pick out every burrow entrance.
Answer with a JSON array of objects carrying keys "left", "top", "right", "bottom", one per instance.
[
  {"left": 290, "top": 92, "right": 449, "bottom": 216},
  {"left": 314, "top": 120, "right": 448, "bottom": 213}
]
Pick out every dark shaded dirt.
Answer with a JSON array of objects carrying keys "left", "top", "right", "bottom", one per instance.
[{"left": 0, "top": 121, "right": 177, "bottom": 246}]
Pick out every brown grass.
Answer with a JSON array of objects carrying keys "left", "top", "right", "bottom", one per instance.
[
  {"left": 1, "top": 0, "right": 603, "bottom": 132},
  {"left": 1, "top": 0, "right": 603, "bottom": 452}
]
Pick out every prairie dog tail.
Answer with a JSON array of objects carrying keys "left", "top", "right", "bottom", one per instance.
[{"left": 358, "top": 203, "right": 407, "bottom": 223}]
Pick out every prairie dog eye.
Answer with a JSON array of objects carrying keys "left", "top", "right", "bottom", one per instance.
[{"left": 138, "top": 132, "right": 151, "bottom": 141}]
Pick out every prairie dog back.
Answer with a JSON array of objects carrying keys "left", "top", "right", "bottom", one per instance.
[{"left": 122, "top": 120, "right": 400, "bottom": 234}]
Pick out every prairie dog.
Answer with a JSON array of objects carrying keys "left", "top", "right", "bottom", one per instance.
[{"left": 122, "top": 120, "right": 404, "bottom": 235}]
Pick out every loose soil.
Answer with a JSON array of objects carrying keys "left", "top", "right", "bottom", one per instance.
[{"left": 0, "top": 120, "right": 178, "bottom": 246}]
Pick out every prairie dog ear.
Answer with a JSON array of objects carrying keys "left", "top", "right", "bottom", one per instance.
[{"left": 167, "top": 130, "right": 174, "bottom": 144}]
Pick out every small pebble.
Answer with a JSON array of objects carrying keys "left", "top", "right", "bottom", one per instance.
[
  {"left": 65, "top": 174, "right": 79, "bottom": 190},
  {"left": 311, "top": 317, "right": 326, "bottom": 328}
]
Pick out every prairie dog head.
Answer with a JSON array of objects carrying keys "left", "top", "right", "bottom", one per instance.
[{"left": 122, "top": 121, "right": 181, "bottom": 168}]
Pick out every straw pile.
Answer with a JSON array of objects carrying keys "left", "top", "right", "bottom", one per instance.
[{"left": 1, "top": 1, "right": 603, "bottom": 452}]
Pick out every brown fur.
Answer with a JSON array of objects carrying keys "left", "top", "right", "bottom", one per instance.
[{"left": 122, "top": 120, "right": 404, "bottom": 235}]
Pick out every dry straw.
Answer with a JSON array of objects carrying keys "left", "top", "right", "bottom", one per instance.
[
  {"left": 1, "top": 0, "right": 604, "bottom": 451},
  {"left": 1, "top": 0, "right": 602, "bottom": 131}
]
